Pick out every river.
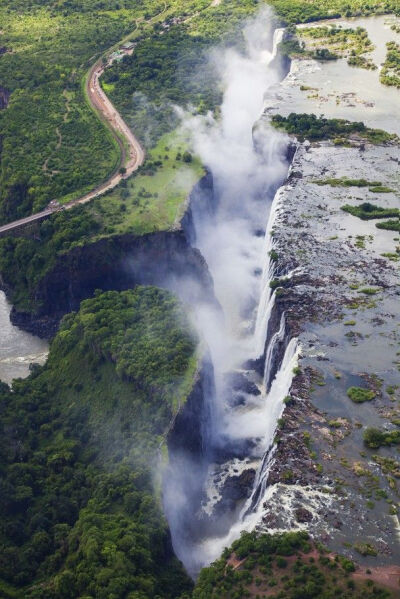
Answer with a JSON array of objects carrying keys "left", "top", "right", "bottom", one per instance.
[
  {"left": 0, "top": 291, "right": 48, "bottom": 384},
  {"left": 268, "top": 14, "right": 400, "bottom": 134}
]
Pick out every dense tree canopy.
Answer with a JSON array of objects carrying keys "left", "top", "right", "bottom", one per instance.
[{"left": 0, "top": 287, "right": 197, "bottom": 598}]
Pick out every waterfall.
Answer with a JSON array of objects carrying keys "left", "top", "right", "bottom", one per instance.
[
  {"left": 263, "top": 312, "right": 286, "bottom": 388},
  {"left": 254, "top": 185, "right": 285, "bottom": 356},
  {"left": 163, "top": 10, "right": 301, "bottom": 576},
  {"left": 194, "top": 338, "right": 299, "bottom": 568},
  {"left": 246, "top": 336, "right": 299, "bottom": 513}
]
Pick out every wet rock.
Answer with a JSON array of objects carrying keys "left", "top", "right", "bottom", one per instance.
[
  {"left": 295, "top": 507, "right": 313, "bottom": 523},
  {"left": 224, "top": 372, "right": 261, "bottom": 396}
]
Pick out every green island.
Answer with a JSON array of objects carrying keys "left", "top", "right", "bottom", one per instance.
[
  {"left": 270, "top": 113, "right": 397, "bottom": 144},
  {"left": 341, "top": 203, "right": 399, "bottom": 220},
  {"left": 364, "top": 427, "right": 400, "bottom": 449},
  {"left": 297, "top": 25, "right": 377, "bottom": 69},
  {"left": 380, "top": 41, "right": 400, "bottom": 88},
  {"left": 375, "top": 219, "right": 400, "bottom": 232},
  {"left": 347, "top": 386, "right": 376, "bottom": 403}
]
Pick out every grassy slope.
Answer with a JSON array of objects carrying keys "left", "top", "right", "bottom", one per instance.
[
  {"left": 0, "top": 286, "right": 198, "bottom": 598},
  {"left": 96, "top": 131, "right": 205, "bottom": 236}
]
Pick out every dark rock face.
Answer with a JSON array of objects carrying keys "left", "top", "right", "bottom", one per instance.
[
  {"left": 167, "top": 354, "right": 215, "bottom": 459},
  {"left": 0, "top": 86, "right": 10, "bottom": 109},
  {"left": 181, "top": 170, "right": 215, "bottom": 244},
  {"left": 219, "top": 469, "right": 256, "bottom": 504},
  {"left": 10, "top": 230, "right": 214, "bottom": 337},
  {"left": 163, "top": 355, "right": 216, "bottom": 553},
  {"left": 225, "top": 372, "right": 261, "bottom": 395}
]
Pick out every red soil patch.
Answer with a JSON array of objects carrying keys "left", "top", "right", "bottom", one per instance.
[{"left": 353, "top": 565, "right": 400, "bottom": 591}]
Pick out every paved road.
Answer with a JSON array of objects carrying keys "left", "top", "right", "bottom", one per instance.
[{"left": 0, "top": 51, "right": 145, "bottom": 236}]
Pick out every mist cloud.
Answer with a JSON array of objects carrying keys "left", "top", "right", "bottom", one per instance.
[{"left": 162, "top": 6, "right": 295, "bottom": 577}]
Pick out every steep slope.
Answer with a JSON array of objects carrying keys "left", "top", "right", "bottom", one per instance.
[{"left": 0, "top": 287, "right": 199, "bottom": 599}]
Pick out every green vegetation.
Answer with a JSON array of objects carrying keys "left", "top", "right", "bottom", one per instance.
[
  {"left": 270, "top": 113, "right": 397, "bottom": 144},
  {"left": 376, "top": 219, "right": 400, "bottom": 232},
  {"left": 0, "top": 207, "right": 100, "bottom": 311},
  {"left": 380, "top": 41, "right": 400, "bottom": 88},
  {"left": 341, "top": 203, "right": 399, "bottom": 220},
  {"left": 0, "top": 0, "right": 260, "bottom": 223},
  {"left": 192, "top": 531, "right": 392, "bottom": 599},
  {"left": 102, "top": 25, "right": 221, "bottom": 147},
  {"left": 358, "top": 287, "right": 380, "bottom": 295},
  {"left": 364, "top": 427, "right": 400, "bottom": 448},
  {"left": 0, "top": 0, "right": 398, "bottom": 225},
  {"left": 298, "top": 25, "right": 376, "bottom": 69},
  {"left": 347, "top": 54, "right": 377, "bottom": 69},
  {"left": 267, "top": 0, "right": 399, "bottom": 25},
  {"left": 354, "top": 543, "right": 378, "bottom": 557},
  {"left": 95, "top": 130, "right": 204, "bottom": 235},
  {"left": 347, "top": 386, "right": 375, "bottom": 403},
  {"left": 314, "top": 178, "right": 383, "bottom": 188},
  {"left": 0, "top": 2, "right": 137, "bottom": 222},
  {"left": 0, "top": 286, "right": 197, "bottom": 598},
  {"left": 0, "top": 132, "right": 203, "bottom": 312}
]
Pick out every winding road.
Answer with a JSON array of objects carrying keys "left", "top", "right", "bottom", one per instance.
[
  {"left": 0, "top": 49, "right": 145, "bottom": 236},
  {"left": 0, "top": 0, "right": 222, "bottom": 237}
]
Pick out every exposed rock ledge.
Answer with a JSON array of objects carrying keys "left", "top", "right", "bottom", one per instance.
[
  {"left": 9, "top": 229, "right": 214, "bottom": 338},
  {"left": 258, "top": 138, "right": 400, "bottom": 565}
]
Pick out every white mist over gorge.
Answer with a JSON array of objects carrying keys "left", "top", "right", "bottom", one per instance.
[{"left": 162, "top": 8, "right": 300, "bottom": 577}]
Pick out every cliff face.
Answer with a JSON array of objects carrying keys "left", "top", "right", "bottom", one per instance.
[
  {"left": 180, "top": 170, "right": 215, "bottom": 244},
  {"left": 167, "top": 353, "right": 215, "bottom": 459},
  {"left": 6, "top": 172, "right": 217, "bottom": 338},
  {"left": 11, "top": 229, "right": 214, "bottom": 337},
  {"left": 0, "top": 86, "right": 9, "bottom": 110},
  {"left": 256, "top": 139, "right": 400, "bottom": 565}
]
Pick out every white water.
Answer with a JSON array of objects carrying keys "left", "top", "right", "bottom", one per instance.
[
  {"left": 165, "top": 11, "right": 303, "bottom": 574},
  {"left": 253, "top": 184, "right": 285, "bottom": 356},
  {"left": 193, "top": 338, "right": 299, "bottom": 568},
  {"left": 0, "top": 292, "right": 48, "bottom": 384}
]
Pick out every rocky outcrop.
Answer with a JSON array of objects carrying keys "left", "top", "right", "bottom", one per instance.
[
  {"left": 10, "top": 230, "right": 214, "bottom": 337},
  {"left": 256, "top": 139, "right": 400, "bottom": 564}
]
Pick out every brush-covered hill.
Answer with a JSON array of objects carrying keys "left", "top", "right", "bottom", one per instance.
[
  {"left": 192, "top": 531, "right": 398, "bottom": 599},
  {"left": 0, "top": 286, "right": 197, "bottom": 599}
]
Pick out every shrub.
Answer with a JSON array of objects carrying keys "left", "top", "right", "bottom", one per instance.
[{"left": 346, "top": 387, "right": 375, "bottom": 403}]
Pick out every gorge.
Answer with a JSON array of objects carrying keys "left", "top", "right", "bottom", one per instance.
[
  {"left": 163, "top": 9, "right": 301, "bottom": 575},
  {"left": 0, "top": 3, "right": 399, "bottom": 597}
]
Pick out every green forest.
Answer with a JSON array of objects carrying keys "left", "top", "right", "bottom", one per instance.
[
  {"left": 0, "top": 287, "right": 197, "bottom": 598},
  {"left": 0, "top": 0, "right": 399, "bottom": 224}
]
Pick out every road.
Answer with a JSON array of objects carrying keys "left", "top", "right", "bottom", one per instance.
[
  {"left": 0, "top": 49, "right": 145, "bottom": 236},
  {"left": 0, "top": 0, "right": 222, "bottom": 237}
]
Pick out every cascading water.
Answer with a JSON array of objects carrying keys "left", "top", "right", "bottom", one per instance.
[
  {"left": 163, "top": 8, "right": 300, "bottom": 576},
  {"left": 254, "top": 185, "right": 285, "bottom": 357}
]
